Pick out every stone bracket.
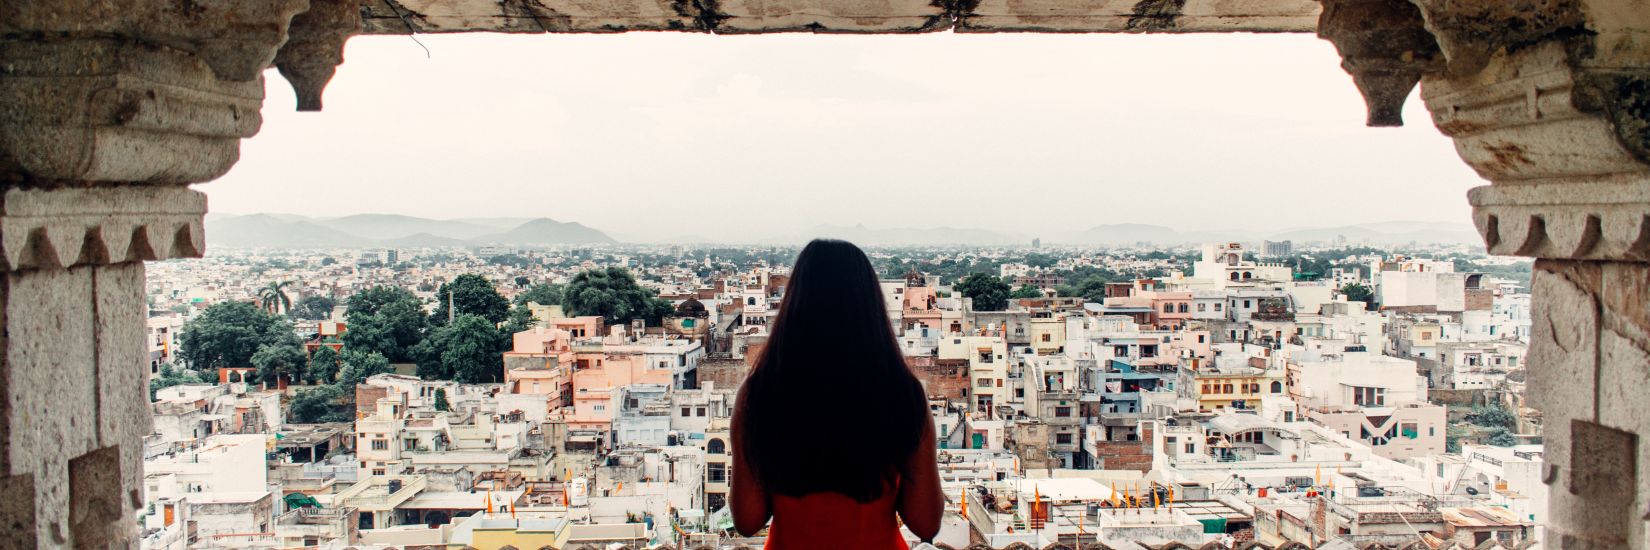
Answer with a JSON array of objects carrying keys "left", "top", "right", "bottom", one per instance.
[{"left": 0, "top": 187, "right": 206, "bottom": 271}]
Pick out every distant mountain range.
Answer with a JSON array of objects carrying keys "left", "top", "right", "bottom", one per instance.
[
  {"left": 1054, "top": 221, "right": 1480, "bottom": 246},
  {"left": 205, "top": 213, "right": 617, "bottom": 248}
]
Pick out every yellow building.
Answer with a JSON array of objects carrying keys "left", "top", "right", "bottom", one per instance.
[{"left": 1177, "top": 356, "right": 1286, "bottom": 412}]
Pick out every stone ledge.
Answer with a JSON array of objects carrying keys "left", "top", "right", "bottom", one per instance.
[
  {"left": 1468, "top": 178, "right": 1650, "bottom": 261},
  {"left": 0, "top": 187, "right": 205, "bottom": 271}
]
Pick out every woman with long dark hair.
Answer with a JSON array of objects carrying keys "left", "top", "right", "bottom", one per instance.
[{"left": 731, "top": 239, "right": 943, "bottom": 549}]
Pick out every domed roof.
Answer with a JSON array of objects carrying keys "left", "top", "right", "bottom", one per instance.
[{"left": 676, "top": 298, "right": 709, "bottom": 317}]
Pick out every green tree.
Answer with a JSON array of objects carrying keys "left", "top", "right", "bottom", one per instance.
[
  {"left": 1469, "top": 404, "right": 1517, "bottom": 429},
  {"left": 442, "top": 315, "right": 504, "bottom": 384},
  {"left": 289, "top": 385, "right": 349, "bottom": 423},
  {"left": 563, "top": 268, "right": 674, "bottom": 326},
  {"left": 149, "top": 363, "right": 206, "bottom": 399},
  {"left": 257, "top": 280, "right": 295, "bottom": 314},
  {"left": 337, "top": 349, "right": 393, "bottom": 388},
  {"left": 306, "top": 345, "right": 341, "bottom": 384},
  {"left": 1485, "top": 427, "right": 1520, "bottom": 447},
  {"left": 291, "top": 295, "right": 337, "bottom": 320},
  {"left": 1055, "top": 266, "right": 1122, "bottom": 302},
  {"left": 1339, "top": 282, "right": 1375, "bottom": 307},
  {"left": 1009, "top": 285, "right": 1043, "bottom": 299},
  {"left": 411, "top": 330, "right": 452, "bottom": 381},
  {"left": 515, "top": 283, "right": 564, "bottom": 306},
  {"left": 177, "top": 301, "right": 291, "bottom": 371},
  {"left": 434, "top": 388, "right": 451, "bottom": 412},
  {"left": 956, "top": 273, "right": 1011, "bottom": 312},
  {"left": 251, "top": 340, "right": 307, "bottom": 386},
  {"left": 431, "top": 274, "right": 510, "bottom": 326},
  {"left": 344, "top": 286, "right": 428, "bottom": 362}
]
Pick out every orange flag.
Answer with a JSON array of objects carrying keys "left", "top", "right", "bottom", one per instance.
[
  {"left": 960, "top": 487, "right": 969, "bottom": 519},
  {"left": 509, "top": 498, "right": 517, "bottom": 519},
  {"left": 1033, "top": 484, "right": 1041, "bottom": 519}
]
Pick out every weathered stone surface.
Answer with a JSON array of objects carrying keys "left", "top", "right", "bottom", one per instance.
[
  {"left": 2, "top": 266, "right": 101, "bottom": 546},
  {"left": 1423, "top": 42, "right": 1648, "bottom": 184},
  {"left": 1527, "top": 263, "right": 1599, "bottom": 491},
  {"left": 355, "top": 0, "right": 1320, "bottom": 34},
  {"left": 360, "top": 0, "right": 706, "bottom": 34},
  {"left": 0, "top": 0, "right": 309, "bottom": 81},
  {"left": 0, "top": 187, "right": 206, "bottom": 270},
  {"left": 1409, "top": 0, "right": 1586, "bottom": 77},
  {"left": 0, "top": 39, "right": 267, "bottom": 185},
  {"left": 94, "top": 262, "right": 149, "bottom": 525}
]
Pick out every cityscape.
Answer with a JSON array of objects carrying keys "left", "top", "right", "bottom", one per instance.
[
  {"left": 139, "top": 232, "right": 1541, "bottom": 549},
  {"left": 11, "top": 2, "right": 1645, "bottom": 548}
]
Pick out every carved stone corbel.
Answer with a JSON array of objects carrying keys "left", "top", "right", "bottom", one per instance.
[
  {"left": 275, "top": 0, "right": 362, "bottom": 111},
  {"left": 1316, "top": 0, "right": 1445, "bottom": 127}
]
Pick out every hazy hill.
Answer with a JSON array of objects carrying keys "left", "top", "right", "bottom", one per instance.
[
  {"left": 206, "top": 214, "right": 374, "bottom": 248},
  {"left": 805, "top": 224, "right": 1025, "bottom": 246},
  {"left": 315, "top": 214, "right": 496, "bottom": 241},
  {"left": 472, "top": 218, "right": 617, "bottom": 245},
  {"left": 206, "top": 214, "right": 618, "bottom": 248}
]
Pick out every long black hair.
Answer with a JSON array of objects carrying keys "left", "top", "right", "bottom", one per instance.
[{"left": 736, "top": 239, "right": 927, "bottom": 503}]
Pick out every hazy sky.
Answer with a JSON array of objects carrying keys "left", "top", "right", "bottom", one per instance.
[{"left": 207, "top": 32, "right": 1485, "bottom": 243}]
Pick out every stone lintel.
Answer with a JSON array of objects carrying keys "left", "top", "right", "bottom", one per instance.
[{"left": 356, "top": 0, "right": 1321, "bottom": 35}]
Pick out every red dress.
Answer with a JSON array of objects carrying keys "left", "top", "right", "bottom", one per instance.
[{"left": 763, "top": 484, "right": 909, "bottom": 550}]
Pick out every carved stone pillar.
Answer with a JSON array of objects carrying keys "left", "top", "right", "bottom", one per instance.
[
  {"left": 0, "top": 1, "right": 308, "bottom": 546},
  {"left": 1413, "top": 1, "right": 1650, "bottom": 546}
]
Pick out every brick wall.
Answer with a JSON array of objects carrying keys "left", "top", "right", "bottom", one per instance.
[
  {"left": 907, "top": 356, "right": 969, "bottom": 399},
  {"left": 1091, "top": 425, "right": 1154, "bottom": 472}
]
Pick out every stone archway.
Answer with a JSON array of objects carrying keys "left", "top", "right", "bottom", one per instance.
[{"left": 2, "top": 0, "right": 1648, "bottom": 547}]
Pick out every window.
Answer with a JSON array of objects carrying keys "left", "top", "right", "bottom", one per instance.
[
  {"left": 594, "top": 404, "right": 606, "bottom": 412},
  {"left": 1197, "top": 303, "right": 1207, "bottom": 312},
  {"left": 1214, "top": 303, "right": 1223, "bottom": 311},
  {"left": 1054, "top": 407, "right": 1071, "bottom": 418},
  {"left": 372, "top": 469, "right": 385, "bottom": 476},
  {"left": 1041, "top": 334, "right": 1051, "bottom": 343},
  {"left": 681, "top": 407, "right": 691, "bottom": 417},
  {"left": 696, "top": 407, "right": 707, "bottom": 417},
  {"left": 976, "top": 378, "right": 993, "bottom": 388},
  {"left": 707, "top": 463, "right": 727, "bottom": 483},
  {"left": 1055, "top": 433, "right": 1073, "bottom": 444},
  {"left": 1163, "top": 304, "right": 1173, "bottom": 313},
  {"left": 371, "top": 440, "right": 388, "bottom": 451},
  {"left": 1270, "top": 381, "right": 1283, "bottom": 393},
  {"left": 1243, "top": 300, "right": 1252, "bottom": 308},
  {"left": 1197, "top": 334, "right": 1206, "bottom": 343},
  {"left": 707, "top": 438, "right": 726, "bottom": 454},
  {"left": 1351, "top": 386, "right": 1386, "bottom": 406}
]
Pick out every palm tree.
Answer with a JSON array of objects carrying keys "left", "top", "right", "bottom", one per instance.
[{"left": 258, "top": 281, "right": 293, "bottom": 314}]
